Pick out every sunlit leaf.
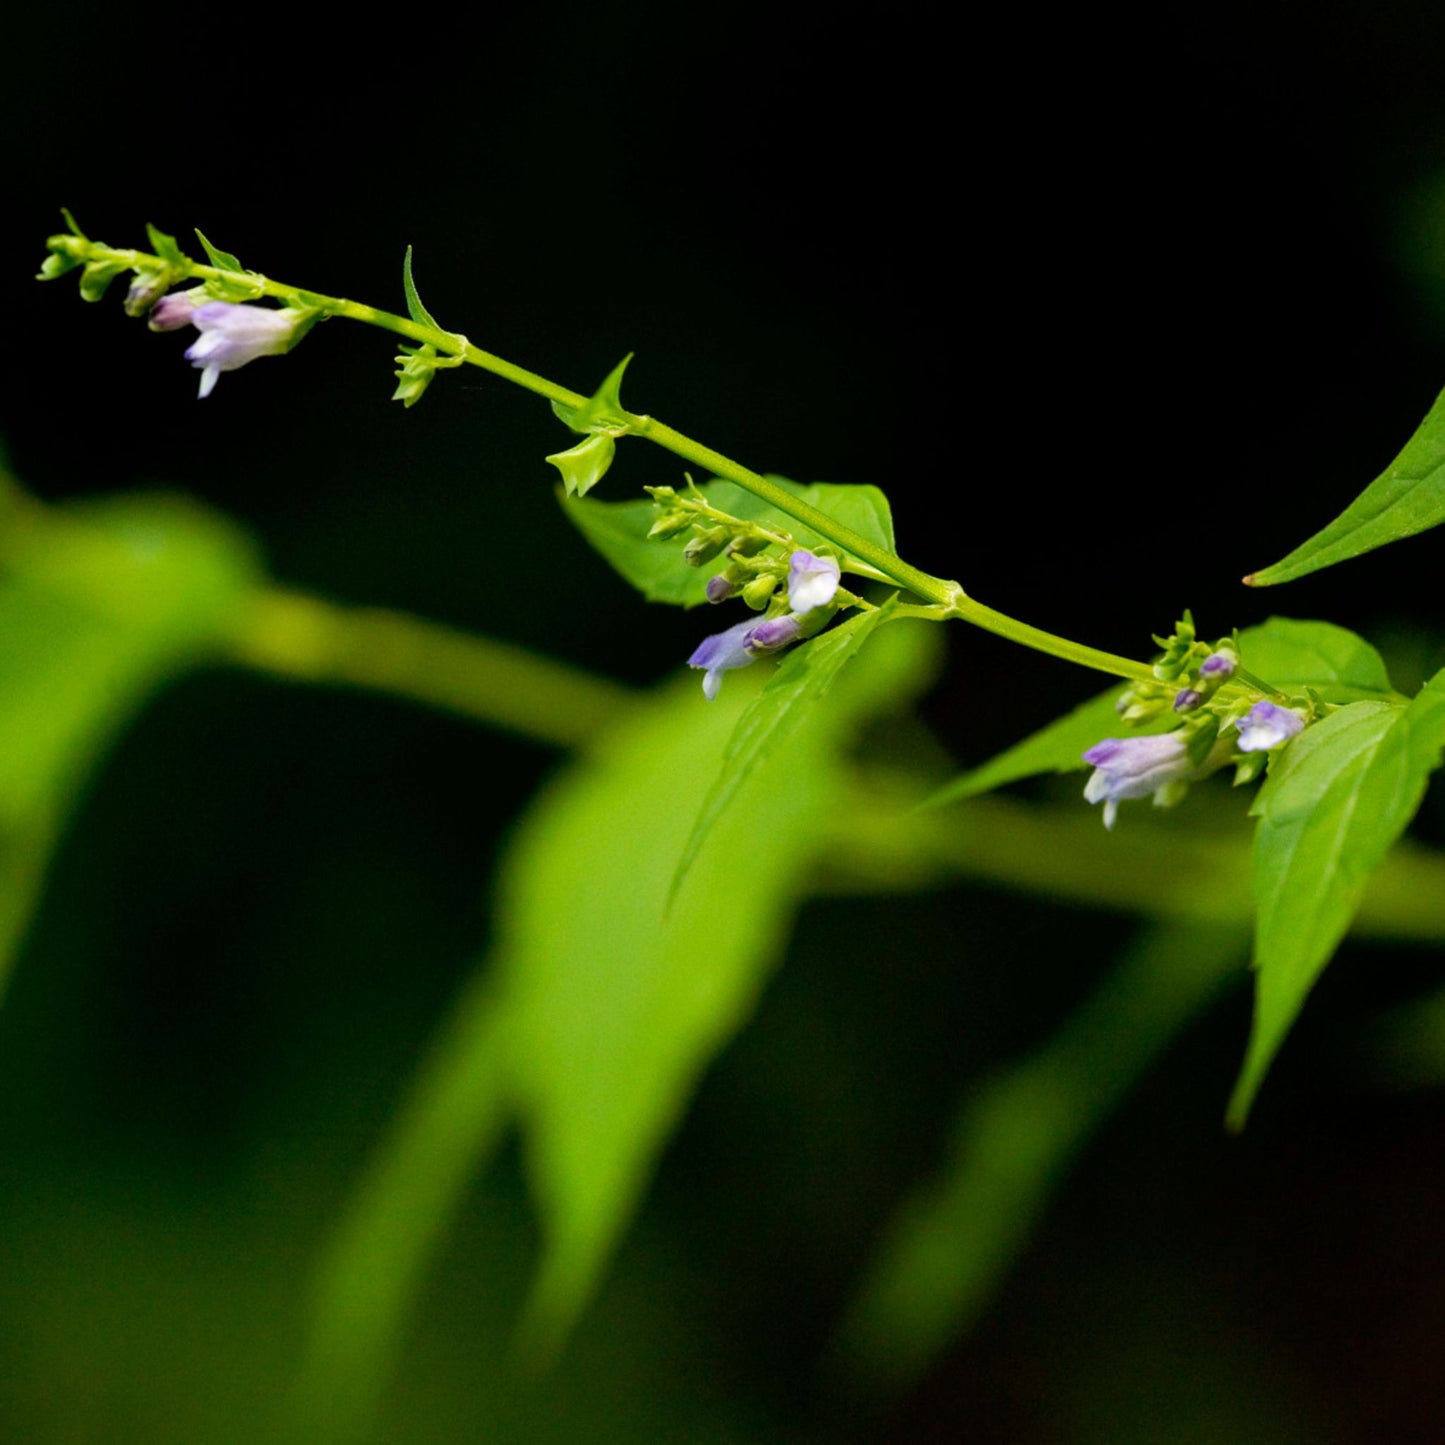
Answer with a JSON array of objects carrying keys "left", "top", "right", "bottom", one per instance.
[
  {"left": 839, "top": 920, "right": 1246, "bottom": 1389},
  {"left": 562, "top": 477, "right": 897, "bottom": 607},
  {"left": 1229, "top": 674, "right": 1445, "bottom": 1125},
  {"left": 1245, "top": 384, "right": 1445, "bottom": 585}
]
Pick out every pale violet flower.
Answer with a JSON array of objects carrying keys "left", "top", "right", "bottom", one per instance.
[
  {"left": 688, "top": 613, "right": 805, "bottom": 699},
  {"left": 689, "top": 618, "right": 761, "bottom": 700},
  {"left": 1082, "top": 733, "right": 1194, "bottom": 830},
  {"left": 787, "top": 550, "right": 840, "bottom": 614},
  {"left": 1234, "top": 701, "right": 1305, "bottom": 753},
  {"left": 1199, "top": 651, "right": 1237, "bottom": 680},
  {"left": 744, "top": 614, "right": 803, "bottom": 652},
  {"left": 148, "top": 288, "right": 206, "bottom": 332},
  {"left": 184, "top": 302, "right": 299, "bottom": 398}
]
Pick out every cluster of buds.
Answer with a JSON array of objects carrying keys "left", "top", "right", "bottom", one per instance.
[
  {"left": 649, "top": 484, "right": 849, "bottom": 698},
  {"left": 1081, "top": 616, "right": 1313, "bottom": 829}
]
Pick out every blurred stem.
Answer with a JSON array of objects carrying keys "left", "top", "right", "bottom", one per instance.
[{"left": 226, "top": 588, "right": 633, "bottom": 748}]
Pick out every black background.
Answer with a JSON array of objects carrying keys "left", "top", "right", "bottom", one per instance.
[{"left": 8, "top": 4, "right": 1445, "bottom": 1441}]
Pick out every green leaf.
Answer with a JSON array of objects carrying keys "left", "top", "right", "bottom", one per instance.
[
  {"left": 511, "top": 613, "right": 933, "bottom": 1345},
  {"left": 562, "top": 477, "right": 896, "bottom": 606},
  {"left": 545, "top": 432, "right": 616, "bottom": 498},
  {"left": 77, "top": 259, "right": 128, "bottom": 303},
  {"left": 194, "top": 229, "right": 245, "bottom": 273},
  {"left": 922, "top": 684, "right": 1137, "bottom": 807},
  {"left": 401, "top": 245, "right": 445, "bottom": 331},
  {"left": 144, "top": 223, "right": 192, "bottom": 269},
  {"left": 1236, "top": 616, "right": 1394, "bottom": 701},
  {"left": 551, "top": 354, "right": 637, "bottom": 437},
  {"left": 839, "top": 919, "right": 1246, "bottom": 1390},
  {"left": 670, "top": 599, "right": 900, "bottom": 901},
  {"left": 59, "top": 207, "right": 87, "bottom": 240},
  {"left": 0, "top": 492, "right": 259, "bottom": 1000},
  {"left": 1229, "top": 676, "right": 1445, "bottom": 1125},
  {"left": 1245, "top": 384, "right": 1445, "bottom": 585}
]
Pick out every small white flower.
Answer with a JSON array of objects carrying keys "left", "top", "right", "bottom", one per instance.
[
  {"left": 786, "top": 551, "right": 840, "bottom": 614},
  {"left": 1234, "top": 701, "right": 1305, "bottom": 753}
]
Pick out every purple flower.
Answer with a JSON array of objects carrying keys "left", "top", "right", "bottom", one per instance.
[
  {"left": 1173, "top": 688, "right": 1203, "bottom": 712},
  {"left": 148, "top": 288, "right": 205, "bottom": 332},
  {"left": 705, "top": 574, "right": 735, "bottom": 604},
  {"left": 687, "top": 612, "right": 808, "bottom": 698},
  {"left": 744, "top": 614, "right": 803, "bottom": 652},
  {"left": 787, "top": 551, "right": 841, "bottom": 614},
  {"left": 183, "top": 302, "right": 299, "bottom": 398},
  {"left": 1082, "top": 733, "right": 1194, "bottom": 830},
  {"left": 1200, "top": 651, "right": 1236, "bottom": 679},
  {"left": 1233, "top": 701, "right": 1304, "bottom": 753},
  {"left": 688, "top": 619, "right": 760, "bottom": 700}
]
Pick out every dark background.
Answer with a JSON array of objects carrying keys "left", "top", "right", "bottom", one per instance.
[{"left": 7, "top": 3, "right": 1445, "bottom": 1441}]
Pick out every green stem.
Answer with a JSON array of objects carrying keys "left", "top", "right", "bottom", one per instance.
[
  {"left": 60, "top": 237, "right": 1157, "bottom": 686},
  {"left": 226, "top": 588, "right": 633, "bottom": 748}
]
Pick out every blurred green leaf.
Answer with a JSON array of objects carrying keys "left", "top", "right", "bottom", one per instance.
[
  {"left": 0, "top": 492, "right": 259, "bottom": 998},
  {"left": 145, "top": 223, "right": 193, "bottom": 269},
  {"left": 839, "top": 919, "right": 1246, "bottom": 1389},
  {"left": 1245, "top": 384, "right": 1445, "bottom": 585},
  {"left": 1230, "top": 674, "right": 1445, "bottom": 1125},
  {"left": 512, "top": 611, "right": 930, "bottom": 1344},
  {"left": 304, "top": 621, "right": 939, "bottom": 1422},
  {"left": 562, "top": 476, "right": 896, "bottom": 607},
  {"left": 1237, "top": 616, "right": 1395, "bottom": 701}
]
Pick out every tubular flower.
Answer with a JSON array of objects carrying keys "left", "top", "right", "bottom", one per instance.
[
  {"left": 1082, "top": 733, "right": 1194, "bottom": 830},
  {"left": 687, "top": 612, "right": 807, "bottom": 699},
  {"left": 183, "top": 302, "right": 299, "bottom": 398},
  {"left": 148, "top": 288, "right": 206, "bottom": 331},
  {"left": 688, "top": 619, "right": 761, "bottom": 700},
  {"left": 1234, "top": 701, "right": 1305, "bottom": 753},
  {"left": 787, "top": 550, "right": 841, "bottom": 614}
]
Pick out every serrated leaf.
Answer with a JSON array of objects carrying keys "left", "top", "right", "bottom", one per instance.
[
  {"left": 545, "top": 432, "right": 615, "bottom": 498},
  {"left": 1245, "top": 384, "right": 1445, "bottom": 585},
  {"left": 562, "top": 476, "right": 897, "bottom": 606},
  {"left": 670, "top": 599, "right": 899, "bottom": 901},
  {"left": 1229, "top": 678, "right": 1445, "bottom": 1124},
  {"left": 839, "top": 919, "right": 1245, "bottom": 1389},
  {"left": 194, "top": 229, "right": 245, "bottom": 274},
  {"left": 0, "top": 492, "right": 259, "bottom": 1001},
  {"left": 1237, "top": 616, "right": 1394, "bottom": 701},
  {"left": 401, "top": 245, "right": 445, "bottom": 331},
  {"left": 144, "top": 223, "right": 191, "bottom": 268}
]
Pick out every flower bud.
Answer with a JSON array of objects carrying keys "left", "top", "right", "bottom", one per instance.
[{"left": 683, "top": 527, "right": 730, "bottom": 566}]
